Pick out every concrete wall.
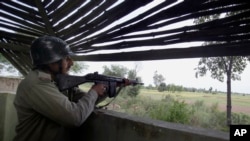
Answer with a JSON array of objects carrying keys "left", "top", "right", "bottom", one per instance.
[
  {"left": 0, "top": 76, "right": 22, "bottom": 93},
  {"left": 0, "top": 77, "right": 20, "bottom": 141},
  {"left": 77, "top": 109, "right": 229, "bottom": 141},
  {"left": 0, "top": 93, "right": 17, "bottom": 141}
]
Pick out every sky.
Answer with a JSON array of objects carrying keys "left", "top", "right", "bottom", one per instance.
[{"left": 84, "top": 59, "right": 250, "bottom": 94}]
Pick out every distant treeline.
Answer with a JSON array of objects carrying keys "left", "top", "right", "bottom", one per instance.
[{"left": 144, "top": 83, "right": 248, "bottom": 95}]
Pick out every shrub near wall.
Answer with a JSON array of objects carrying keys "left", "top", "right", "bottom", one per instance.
[
  {"left": 149, "top": 100, "right": 190, "bottom": 124},
  {"left": 108, "top": 94, "right": 250, "bottom": 132}
]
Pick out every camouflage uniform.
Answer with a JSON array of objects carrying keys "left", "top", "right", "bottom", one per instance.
[{"left": 13, "top": 70, "right": 98, "bottom": 141}]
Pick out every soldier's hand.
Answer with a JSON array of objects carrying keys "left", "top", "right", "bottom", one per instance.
[{"left": 91, "top": 83, "right": 107, "bottom": 96}]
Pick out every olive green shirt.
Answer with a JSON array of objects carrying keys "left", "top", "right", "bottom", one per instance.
[{"left": 13, "top": 70, "right": 98, "bottom": 141}]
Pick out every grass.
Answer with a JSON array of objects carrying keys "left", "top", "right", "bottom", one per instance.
[
  {"left": 139, "top": 89, "right": 250, "bottom": 115},
  {"left": 80, "top": 85, "right": 250, "bottom": 115},
  {"left": 80, "top": 85, "right": 250, "bottom": 131}
]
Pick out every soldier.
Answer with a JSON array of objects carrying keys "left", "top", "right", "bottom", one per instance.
[{"left": 13, "top": 36, "right": 106, "bottom": 141}]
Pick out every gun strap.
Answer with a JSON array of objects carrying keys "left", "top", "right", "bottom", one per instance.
[{"left": 95, "top": 86, "right": 123, "bottom": 109}]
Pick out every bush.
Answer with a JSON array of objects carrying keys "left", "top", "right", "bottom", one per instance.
[
  {"left": 166, "top": 100, "right": 190, "bottom": 124},
  {"left": 232, "top": 113, "right": 250, "bottom": 124},
  {"left": 189, "top": 101, "right": 229, "bottom": 131},
  {"left": 107, "top": 92, "right": 250, "bottom": 132},
  {"left": 148, "top": 99, "right": 190, "bottom": 124},
  {"left": 158, "top": 83, "right": 167, "bottom": 92},
  {"left": 120, "top": 85, "right": 141, "bottom": 97},
  {"left": 148, "top": 102, "right": 169, "bottom": 121},
  {"left": 127, "top": 85, "right": 140, "bottom": 97}
]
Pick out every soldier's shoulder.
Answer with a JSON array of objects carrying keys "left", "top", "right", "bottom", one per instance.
[{"left": 37, "top": 71, "right": 52, "bottom": 82}]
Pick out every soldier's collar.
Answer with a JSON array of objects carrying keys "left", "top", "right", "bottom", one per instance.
[{"left": 38, "top": 71, "right": 52, "bottom": 81}]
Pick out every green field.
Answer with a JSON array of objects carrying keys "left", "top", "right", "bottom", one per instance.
[
  {"left": 139, "top": 89, "right": 250, "bottom": 115},
  {"left": 81, "top": 85, "right": 250, "bottom": 131},
  {"left": 81, "top": 85, "right": 250, "bottom": 115}
]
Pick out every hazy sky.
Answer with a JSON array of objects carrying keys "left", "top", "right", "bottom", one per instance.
[{"left": 85, "top": 58, "right": 250, "bottom": 94}]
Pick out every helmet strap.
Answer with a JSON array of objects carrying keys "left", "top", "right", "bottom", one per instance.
[
  {"left": 49, "top": 59, "right": 63, "bottom": 76},
  {"left": 57, "top": 59, "right": 63, "bottom": 74}
]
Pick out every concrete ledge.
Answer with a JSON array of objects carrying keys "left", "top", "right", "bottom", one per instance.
[
  {"left": 0, "top": 93, "right": 17, "bottom": 141},
  {"left": 0, "top": 76, "right": 22, "bottom": 93},
  {"left": 77, "top": 109, "right": 229, "bottom": 141}
]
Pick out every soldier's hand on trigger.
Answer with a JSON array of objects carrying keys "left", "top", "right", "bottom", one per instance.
[{"left": 91, "top": 83, "right": 107, "bottom": 96}]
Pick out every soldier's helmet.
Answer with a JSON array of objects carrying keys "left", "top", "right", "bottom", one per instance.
[{"left": 30, "top": 36, "right": 74, "bottom": 66}]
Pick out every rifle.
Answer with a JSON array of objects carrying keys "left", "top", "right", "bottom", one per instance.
[{"left": 55, "top": 72, "right": 143, "bottom": 98}]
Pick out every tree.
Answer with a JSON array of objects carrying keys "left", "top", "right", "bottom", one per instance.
[
  {"left": 194, "top": 12, "right": 250, "bottom": 125},
  {"left": 125, "top": 63, "right": 143, "bottom": 97},
  {"left": 146, "top": 84, "right": 154, "bottom": 89},
  {"left": 103, "top": 65, "right": 128, "bottom": 77},
  {"left": 209, "top": 87, "right": 213, "bottom": 93},
  {"left": 158, "top": 82, "right": 167, "bottom": 92},
  {"left": 127, "top": 69, "right": 141, "bottom": 97},
  {"left": 153, "top": 71, "right": 165, "bottom": 88},
  {"left": 102, "top": 64, "right": 141, "bottom": 97},
  {"left": 70, "top": 61, "right": 89, "bottom": 75},
  {"left": 0, "top": 54, "right": 19, "bottom": 75}
]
